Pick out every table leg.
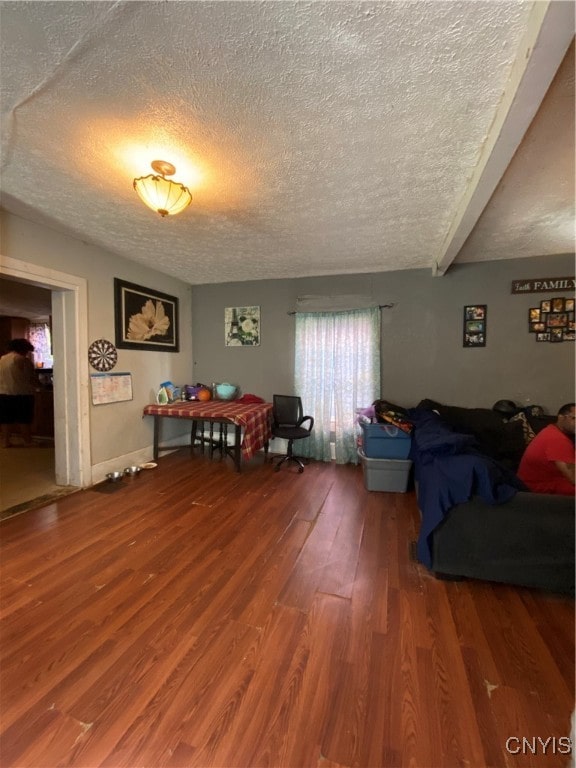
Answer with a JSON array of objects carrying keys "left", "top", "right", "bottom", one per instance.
[
  {"left": 209, "top": 422, "right": 215, "bottom": 458},
  {"left": 234, "top": 424, "right": 242, "bottom": 472},
  {"left": 153, "top": 417, "right": 160, "bottom": 461}
]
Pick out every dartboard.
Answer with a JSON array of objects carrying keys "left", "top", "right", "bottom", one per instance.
[{"left": 88, "top": 339, "right": 117, "bottom": 372}]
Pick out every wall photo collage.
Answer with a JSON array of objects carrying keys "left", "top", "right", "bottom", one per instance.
[{"left": 528, "top": 296, "right": 575, "bottom": 343}]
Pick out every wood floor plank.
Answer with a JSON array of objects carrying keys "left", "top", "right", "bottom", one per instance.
[
  {"left": 487, "top": 684, "right": 571, "bottom": 768},
  {"left": 359, "top": 588, "right": 403, "bottom": 768},
  {"left": 277, "top": 507, "right": 346, "bottom": 612},
  {"left": 247, "top": 593, "right": 349, "bottom": 768},
  {"left": 83, "top": 618, "right": 260, "bottom": 768},
  {"left": 474, "top": 586, "right": 574, "bottom": 718},
  {"left": 186, "top": 603, "right": 310, "bottom": 768},
  {"left": 422, "top": 582, "right": 490, "bottom": 767},
  {"left": 316, "top": 467, "right": 366, "bottom": 600},
  {"left": 458, "top": 645, "right": 513, "bottom": 768},
  {"left": 0, "top": 450, "right": 572, "bottom": 768},
  {"left": 233, "top": 518, "right": 312, "bottom": 628}
]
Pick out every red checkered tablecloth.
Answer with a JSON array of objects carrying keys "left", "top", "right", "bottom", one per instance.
[{"left": 143, "top": 400, "right": 273, "bottom": 461}]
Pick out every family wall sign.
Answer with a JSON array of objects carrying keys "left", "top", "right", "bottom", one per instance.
[{"left": 511, "top": 276, "right": 575, "bottom": 294}]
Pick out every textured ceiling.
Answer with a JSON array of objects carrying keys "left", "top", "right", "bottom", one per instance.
[{"left": 0, "top": 1, "right": 574, "bottom": 286}]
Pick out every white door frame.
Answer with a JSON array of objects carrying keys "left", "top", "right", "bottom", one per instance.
[{"left": 0, "top": 255, "right": 91, "bottom": 487}]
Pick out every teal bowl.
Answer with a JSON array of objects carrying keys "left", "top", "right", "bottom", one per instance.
[{"left": 216, "top": 383, "right": 237, "bottom": 400}]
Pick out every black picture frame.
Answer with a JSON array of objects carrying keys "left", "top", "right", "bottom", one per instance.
[
  {"left": 530, "top": 322, "right": 547, "bottom": 333},
  {"left": 114, "top": 278, "right": 179, "bottom": 352},
  {"left": 463, "top": 305, "right": 486, "bottom": 347},
  {"left": 536, "top": 332, "right": 551, "bottom": 342},
  {"left": 549, "top": 327, "right": 564, "bottom": 343},
  {"left": 546, "top": 312, "right": 568, "bottom": 329},
  {"left": 528, "top": 307, "right": 541, "bottom": 323}
]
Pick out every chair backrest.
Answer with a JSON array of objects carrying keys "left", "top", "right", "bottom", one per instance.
[{"left": 273, "top": 395, "right": 303, "bottom": 427}]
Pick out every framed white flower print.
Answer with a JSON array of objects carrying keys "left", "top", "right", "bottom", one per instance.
[
  {"left": 114, "top": 279, "right": 179, "bottom": 352},
  {"left": 225, "top": 306, "right": 260, "bottom": 346}
]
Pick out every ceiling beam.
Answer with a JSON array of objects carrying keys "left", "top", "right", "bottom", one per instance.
[{"left": 432, "top": 1, "right": 575, "bottom": 277}]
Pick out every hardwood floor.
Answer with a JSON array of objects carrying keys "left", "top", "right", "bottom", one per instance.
[{"left": 0, "top": 450, "right": 573, "bottom": 768}]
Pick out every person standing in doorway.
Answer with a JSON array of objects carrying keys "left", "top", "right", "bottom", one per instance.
[{"left": 0, "top": 338, "right": 36, "bottom": 448}]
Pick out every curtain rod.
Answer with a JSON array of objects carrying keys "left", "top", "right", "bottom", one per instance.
[{"left": 287, "top": 303, "right": 395, "bottom": 315}]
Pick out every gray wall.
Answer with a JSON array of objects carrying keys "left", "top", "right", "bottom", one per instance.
[
  {"left": 1, "top": 211, "right": 194, "bottom": 467},
  {"left": 191, "top": 254, "right": 575, "bottom": 413}
]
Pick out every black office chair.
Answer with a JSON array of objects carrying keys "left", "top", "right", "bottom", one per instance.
[{"left": 271, "top": 395, "right": 314, "bottom": 473}]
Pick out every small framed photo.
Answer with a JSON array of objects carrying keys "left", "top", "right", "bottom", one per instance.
[
  {"left": 563, "top": 330, "right": 575, "bottom": 341},
  {"left": 529, "top": 307, "right": 541, "bottom": 323},
  {"left": 540, "top": 299, "right": 551, "bottom": 313},
  {"left": 114, "top": 279, "right": 179, "bottom": 352},
  {"left": 547, "top": 312, "right": 568, "bottom": 329},
  {"left": 530, "top": 322, "right": 546, "bottom": 333},
  {"left": 466, "top": 320, "right": 484, "bottom": 333},
  {"left": 565, "top": 298, "right": 575, "bottom": 312},
  {"left": 465, "top": 305, "right": 486, "bottom": 321},
  {"left": 536, "top": 332, "right": 550, "bottom": 342},
  {"left": 551, "top": 297, "right": 565, "bottom": 312},
  {"left": 549, "top": 327, "right": 564, "bottom": 342},
  {"left": 463, "top": 305, "right": 486, "bottom": 347}
]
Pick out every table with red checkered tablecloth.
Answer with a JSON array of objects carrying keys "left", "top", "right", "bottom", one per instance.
[{"left": 143, "top": 400, "right": 273, "bottom": 471}]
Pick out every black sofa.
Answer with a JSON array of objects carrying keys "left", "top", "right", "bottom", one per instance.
[{"left": 409, "top": 400, "right": 575, "bottom": 595}]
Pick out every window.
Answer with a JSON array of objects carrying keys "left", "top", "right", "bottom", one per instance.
[
  {"left": 28, "top": 322, "right": 53, "bottom": 368},
  {"left": 295, "top": 307, "right": 380, "bottom": 464}
]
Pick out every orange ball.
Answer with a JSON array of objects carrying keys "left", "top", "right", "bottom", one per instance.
[{"left": 197, "top": 387, "right": 212, "bottom": 401}]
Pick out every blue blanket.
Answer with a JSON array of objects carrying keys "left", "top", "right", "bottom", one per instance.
[{"left": 408, "top": 409, "right": 525, "bottom": 568}]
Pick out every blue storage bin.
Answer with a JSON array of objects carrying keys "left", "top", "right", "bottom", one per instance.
[{"left": 360, "top": 422, "right": 412, "bottom": 459}]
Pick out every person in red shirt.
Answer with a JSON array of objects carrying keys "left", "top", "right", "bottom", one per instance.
[{"left": 518, "top": 403, "right": 575, "bottom": 495}]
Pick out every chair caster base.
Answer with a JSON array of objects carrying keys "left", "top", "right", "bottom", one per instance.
[{"left": 272, "top": 454, "right": 306, "bottom": 473}]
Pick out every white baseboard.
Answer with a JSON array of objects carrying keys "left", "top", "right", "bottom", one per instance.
[
  {"left": 90, "top": 436, "right": 183, "bottom": 485},
  {"left": 91, "top": 436, "right": 334, "bottom": 483}
]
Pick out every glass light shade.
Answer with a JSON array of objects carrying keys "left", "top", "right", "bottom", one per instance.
[{"left": 133, "top": 173, "right": 192, "bottom": 217}]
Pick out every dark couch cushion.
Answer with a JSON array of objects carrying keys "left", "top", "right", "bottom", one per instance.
[
  {"left": 431, "top": 492, "right": 575, "bottom": 595},
  {"left": 415, "top": 399, "right": 525, "bottom": 467},
  {"left": 417, "top": 399, "right": 503, "bottom": 430},
  {"left": 526, "top": 413, "right": 556, "bottom": 434},
  {"left": 509, "top": 411, "right": 535, "bottom": 444},
  {"left": 495, "top": 420, "right": 527, "bottom": 468}
]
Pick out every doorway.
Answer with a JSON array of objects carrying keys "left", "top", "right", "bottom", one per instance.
[
  {"left": 0, "top": 286, "right": 57, "bottom": 511},
  {"left": 0, "top": 256, "right": 91, "bottom": 509}
]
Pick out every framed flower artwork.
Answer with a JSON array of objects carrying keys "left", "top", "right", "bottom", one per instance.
[
  {"left": 225, "top": 306, "right": 261, "bottom": 346},
  {"left": 114, "top": 279, "right": 179, "bottom": 352}
]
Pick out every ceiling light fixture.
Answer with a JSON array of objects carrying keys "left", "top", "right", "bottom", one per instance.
[{"left": 133, "top": 160, "right": 192, "bottom": 217}]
